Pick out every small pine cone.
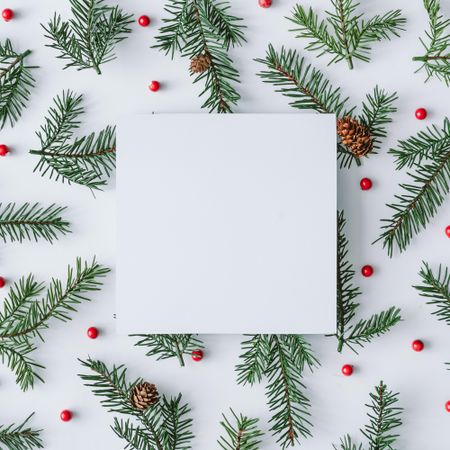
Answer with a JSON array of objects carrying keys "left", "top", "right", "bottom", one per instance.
[
  {"left": 130, "top": 382, "right": 159, "bottom": 410},
  {"left": 190, "top": 54, "right": 212, "bottom": 74},
  {"left": 337, "top": 117, "right": 374, "bottom": 158}
]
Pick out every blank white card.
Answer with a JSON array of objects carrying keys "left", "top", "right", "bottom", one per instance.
[{"left": 117, "top": 114, "right": 336, "bottom": 334}]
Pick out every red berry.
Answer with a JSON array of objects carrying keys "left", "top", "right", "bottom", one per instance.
[
  {"left": 445, "top": 225, "right": 450, "bottom": 238},
  {"left": 138, "top": 15, "right": 150, "bottom": 27},
  {"left": 87, "top": 327, "right": 99, "bottom": 339},
  {"left": 446, "top": 401, "right": 450, "bottom": 412},
  {"left": 360, "top": 177, "right": 372, "bottom": 190},
  {"left": 149, "top": 81, "right": 160, "bottom": 92},
  {"left": 0, "top": 144, "right": 9, "bottom": 157},
  {"left": 60, "top": 410, "right": 72, "bottom": 422},
  {"left": 258, "top": 0, "right": 272, "bottom": 7},
  {"left": 412, "top": 339, "right": 424, "bottom": 352},
  {"left": 2, "top": 9, "right": 14, "bottom": 22},
  {"left": 341, "top": 364, "right": 353, "bottom": 376},
  {"left": 415, "top": 108, "right": 427, "bottom": 120},
  {"left": 191, "top": 349, "right": 203, "bottom": 361},
  {"left": 0, "top": 277, "right": 5, "bottom": 288},
  {"left": 361, "top": 265, "right": 374, "bottom": 277}
]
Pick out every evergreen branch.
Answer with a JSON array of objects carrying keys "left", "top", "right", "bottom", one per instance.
[
  {"left": 414, "top": 262, "right": 450, "bottom": 326},
  {"left": 359, "top": 87, "right": 398, "bottom": 151},
  {"left": 154, "top": 0, "right": 245, "bottom": 113},
  {"left": 333, "top": 212, "right": 401, "bottom": 353},
  {"left": 361, "top": 381, "right": 402, "bottom": 450},
  {"left": 255, "top": 44, "right": 359, "bottom": 169},
  {"left": 30, "top": 91, "right": 116, "bottom": 190},
  {"left": 413, "top": 0, "right": 450, "bottom": 86},
  {"left": 0, "top": 258, "right": 109, "bottom": 390},
  {"left": 218, "top": 409, "right": 263, "bottom": 450},
  {"left": 0, "top": 413, "right": 43, "bottom": 450},
  {"left": 42, "top": 0, "right": 133, "bottom": 75},
  {"left": 236, "top": 334, "right": 271, "bottom": 386},
  {"left": 131, "top": 334, "right": 204, "bottom": 367},
  {"left": 389, "top": 117, "right": 450, "bottom": 170},
  {"left": 333, "top": 435, "right": 363, "bottom": 450},
  {"left": 375, "top": 138, "right": 450, "bottom": 256},
  {"left": 0, "top": 203, "right": 70, "bottom": 244},
  {"left": 288, "top": 1, "right": 405, "bottom": 69},
  {"left": 0, "top": 39, "right": 37, "bottom": 130},
  {"left": 79, "top": 357, "right": 194, "bottom": 450}
]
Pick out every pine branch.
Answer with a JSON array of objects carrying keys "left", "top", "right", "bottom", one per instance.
[
  {"left": 0, "top": 203, "right": 70, "bottom": 244},
  {"left": 236, "top": 334, "right": 271, "bottom": 386},
  {"left": 333, "top": 212, "right": 401, "bottom": 353},
  {"left": 288, "top": 1, "right": 405, "bottom": 70},
  {"left": 361, "top": 382, "right": 402, "bottom": 450},
  {"left": 218, "top": 409, "right": 263, "bottom": 450},
  {"left": 30, "top": 90, "right": 116, "bottom": 191},
  {"left": 414, "top": 262, "right": 450, "bottom": 326},
  {"left": 131, "top": 334, "right": 204, "bottom": 367},
  {"left": 333, "top": 381, "right": 402, "bottom": 450},
  {"left": 42, "top": 0, "right": 133, "bottom": 75},
  {"left": 154, "top": 0, "right": 245, "bottom": 113},
  {"left": 0, "top": 413, "right": 43, "bottom": 450},
  {"left": 0, "top": 39, "right": 37, "bottom": 130},
  {"left": 0, "top": 258, "right": 110, "bottom": 390},
  {"left": 375, "top": 120, "right": 450, "bottom": 256},
  {"left": 413, "top": 0, "right": 450, "bottom": 86},
  {"left": 79, "top": 357, "right": 194, "bottom": 450}
]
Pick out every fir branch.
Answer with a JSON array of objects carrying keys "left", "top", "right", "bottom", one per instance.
[
  {"left": 0, "top": 203, "right": 70, "bottom": 244},
  {"left": 361, "top": 382, "right": 402, "bottom": 449},
  {"left": 375, "top": 120, "right": 450, "bottom": 256},
  {"left": 30, "top": 91, "right": 116, "bottom": 191},
  {"left": 42, "top": 0, "right": 133, "bottom": 75},
  {"left": 0, "top": 39, "right": 37, "bottom": 130},
  {"left": 333, "top": 212, "right": 401, "bottom": 353},
  {"left": 218, "top": 409, "right": 263, "bottom": 450},
  {"left": 79, "top": 357, "right": 194, "bottom": 450},
  {"left": 333, "top": 381, "right": 402, "bottom": 450},
  {"left": 414, "top": 262, "right": 450, "bottom": 326},
  {"left": 0, "top": 258, "right": 110, "bottom": 391},
  {"left": 236, "top": 334, "right": 271, "bottom": 386},
  {"left": 131, "top": 334, "right": 204, "bottom": 367},
  {"left": 288, "top": 1, "right": 405, "bottom": 70},
  {"left": 413, "top": 0, "right": 450, "bottom": 86},
  {"left": 154, "top": 0, "right": 245, "bottom": 113},
  {"left": 0, "top": 413, "right": 43, "bottom": 450}
]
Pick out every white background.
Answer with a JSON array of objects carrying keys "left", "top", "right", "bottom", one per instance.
[{"left": 0, "top": 0, "right": 449, "bottom": 449}]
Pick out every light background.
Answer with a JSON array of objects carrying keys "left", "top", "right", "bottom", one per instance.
[{"left": 0, "top": 0, "right": 449, "bottom": 448}]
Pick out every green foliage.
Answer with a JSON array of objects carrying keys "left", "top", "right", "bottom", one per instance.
[
  {"left": 79, "top": 357, "right": 194, "bottom": 450},
  {"left": 0, "top": 203, "right": 70, "bottom": 244},
  {"left": 236, "top": 334, "right": 319, "bottom": 448},
  {"left": 289, "top": 1, "right": 405, "bottom": 69},
  {"left": 334, "top": 212, "right": 401, "bottom": 353},
  {"left": 375, "top": 118, "right": 450, "bottom": 256},
  {"left": 333, "top": 381, "right": 402, "bottom": 450},
  {"left": 42, "top": 0, "right": 133, "bottom": 75},
  {"left": 154, "top": 0, "right": 246, "bottom": 113},
  {"left": 30, "top": 91, "right": 116, "bottom": 191},
  {"left": 255, "top": 45, "right": 397, "bottom": 169},
  {"left": 414, "top": 262, "right": 450, "bottom": 326},
  {"left": 0, "top": 39, "right": 36, "bottom": 130},
  {"left": 0, "top": 258, "right": 110, "bottom": 391},
  {"left": 131, "top": 334, "right": 204, "bottom": 367},
  {"left": 0, "top": 413, "right": 43, "bottom": 450},
  {"left": 413, "top": 0, "right": 450, "bottom": 86},
  {"left": 218, "top": 409, "right": 263, "bottom": 450}
]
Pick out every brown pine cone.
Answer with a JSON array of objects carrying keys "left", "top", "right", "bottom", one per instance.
[
  {"left": 337, "top": 117, "right": 374, "bottom": 157},
  {"left": 130, "top": 382, "right": 159, "bottom": 410},
  {"left": 190, "top": 54, "right": 212, "bottom": 74}
]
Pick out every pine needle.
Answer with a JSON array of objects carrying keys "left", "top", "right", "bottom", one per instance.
[
  {"left": 218, "top": 409, "right": 263, "bottom": 450},
  {"left": 0, "top": 413, "right": 43, "bottom": 450}
]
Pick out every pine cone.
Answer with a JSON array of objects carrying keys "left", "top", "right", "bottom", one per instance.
[
  {"left": 130, "top": 382, "right": 159, "bottom": 410},
  {"left": 337, "top": 117, "right": 373, "bottom": 157},
  {"left": 190, "top": 54, "right": 212, "bottom": 74}
]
